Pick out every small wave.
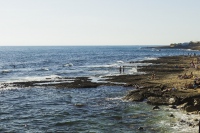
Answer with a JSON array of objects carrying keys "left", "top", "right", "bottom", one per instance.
[
  {"left": 1, "top": 70, "right": 12, "bottom": 74},
  {"left": 186, "top": 49, "right": 199, "bottom": 51},
  {"left": 106, "top": 97, "right": 123, "bottom": 101},
  {"left": 89, "top": 76, "right": 108, "bottom": 83},
  {"left": 117, "top": 60, "right": 124, "bottom": 64},
  {"left": 63, "top": 63, "right": 73, "bottom": 67},
  {"left": 0, "top": 83, "right": 20, "bottom": 91},
  {"left": 83, "top": 64, "right": 118, "bottom": 68},
  {"left": 37, "top": 68, "right": 49, "bottom": 71},
  {"left": 144, "top": 57, "right": 158, "bottom": 60},
  {"left": 5, "top": 75, "right": 62, "bottom": 83},
  {"left": 156, "top": 106, "right": 200, "bottom": 133},
  {"left": 34, "top": 80, "right": 74, "bottom": 86}
]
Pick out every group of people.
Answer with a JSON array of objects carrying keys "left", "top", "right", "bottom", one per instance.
[
  {"left": 178, "top": 72, "right": 194, "bottom": 79},
  {"left": 189, "top": 57, "right": 200, "bottom": 69},
  {"left": 184, "top": 79, "right": 200, "bottom": 89}
]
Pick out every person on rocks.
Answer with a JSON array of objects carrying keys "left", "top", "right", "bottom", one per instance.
[
  {"left": 193, "top": 80, "right": 199, "bottom": 89},
  {"left": 151, "top": 71, "right": 156, "bottom": 79},
  {"left": 119, "top": 66, "right": 122, "bottom": 74},
  {"left": 190, "top": 60, "right": 195, "bottom": 68},
  {"left": 189, "top": 72, "right": 194, "bottom": 78},
  {"left": 180, "top": 73, "right": 188, "bottom": 79}
]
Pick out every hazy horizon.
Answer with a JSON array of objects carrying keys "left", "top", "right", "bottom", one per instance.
[{"left": 0, "top": 0, "right": 200, "bottom": 46}]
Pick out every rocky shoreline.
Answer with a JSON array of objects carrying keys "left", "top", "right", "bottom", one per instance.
[
  {"left": 122, "top": 56, "right": 200, "bottom": 113},
  {"left": 3, "top": 55, "right": 200, "bottom": 113},
  {"left": 2, "top": 54, "right": 200, "bottom": 130}
]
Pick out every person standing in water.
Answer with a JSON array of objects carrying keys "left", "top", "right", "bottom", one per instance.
[{"left": 119, "top": 66, "right": 122, "bottom": 73}]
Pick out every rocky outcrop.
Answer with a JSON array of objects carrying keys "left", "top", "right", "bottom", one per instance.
[
  {"left": 147, "top": 96, "right": 178, "bottom": 105},
  {"left": 124, "top": 85, "right": 200, "bottom": 112}
]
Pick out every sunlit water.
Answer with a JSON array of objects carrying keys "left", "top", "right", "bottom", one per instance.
[{"left": 1, "top": 46, "right": 200, "bottom": 132}]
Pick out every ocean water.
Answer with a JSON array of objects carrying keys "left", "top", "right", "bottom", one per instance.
[{"left": 0, "top": 46, "right": 200, "bottom": 132}]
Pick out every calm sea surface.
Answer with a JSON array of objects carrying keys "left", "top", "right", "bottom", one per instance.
[{"left": 0, "top": 46, "right": 200, "bottom": 132}]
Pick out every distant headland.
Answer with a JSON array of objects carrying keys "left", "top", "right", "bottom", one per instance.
[{"left": 156, "top": 41, "right": 200, "bottom": 50}]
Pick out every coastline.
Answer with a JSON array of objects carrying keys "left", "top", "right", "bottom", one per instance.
[
  {"left": 4, "top": 55, "right": 200, "bottom": 110},
  {"left": 2, "top": 53, "right": 200, "bottom": 132}
]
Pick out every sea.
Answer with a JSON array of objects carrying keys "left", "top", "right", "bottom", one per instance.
[{"left": 0, "top": 46, "right": 200, "bottom": 133}]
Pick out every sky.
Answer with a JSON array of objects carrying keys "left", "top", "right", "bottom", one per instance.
[{"left": 0, "top": 0, "right": 200, "bottom": 46}]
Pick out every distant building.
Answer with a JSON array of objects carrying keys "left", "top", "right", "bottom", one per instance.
[{"left": 181, "top": 42, "right": 189, "bottom": 46}]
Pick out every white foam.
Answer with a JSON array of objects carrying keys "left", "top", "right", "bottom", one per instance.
[
  {"left": 34, "top": 80, "right": 74, "bottom": 85},
  {"left": 82, "top": 64, "right": 118, "bottom": 68},
  {"left": 0, "top": 83, "right": 20, "bottom": 91},
  {"left": 89, "top": 76, "right": 108, "bottom": 83},
  {"left": 117, "top": 60, "right": 124, "bottom": 64},
  {"left": 106, "top": 97, "right": 123, "bottom": 101},
  {"left": 5, "top": 75, "right": 62, "bottom": 83},
  {"left": 144, "top": 57, "right": 158, "bottom": 60},
  {"left": 38, "top": 68, "right": 49, "bottom": 71},
  {"left": 129, "top": 67, "right": 137, "bottom": 73},
  {"left": 186, "top": 49, "right": 199, "bottom": 51},
  {"left": 158, "top": 107, "right": 200, "bottom": 133},
  {"left": 63, "top": 63, "right": 73, "bottom": 67}
]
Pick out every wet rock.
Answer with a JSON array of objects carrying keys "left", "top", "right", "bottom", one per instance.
[
  {"left": 123, "top": 84, "right": 133, "bottom": 87},
  {"left": 187, "top": 122, "right": 193, "bottom": 127},
  {"left": 194, "top": 98, "right": 200, "bottom": 106},
  {"left": 147, "top": 96, "right": 179, "bottom": 105},
  {"left": 185, "top": 105, "right": 200, "bottom": 112},
  {"left": 179, "top": 119, "right": 186, "bottom": 123},
  {"left": 177, "top": 102, "right": 188, "bottom": 110},
  {"left": 147, "top": 97, "right": 167, "bottom": 105},
  {"left": 74, "top": 103, "right": 85, "bottom": 108},
  {"left": 123, "top": 90, "right": 144, "bottom": 102},
  {"left": 152, "top": 105, "right": 160, "bottom": 110},
  {"left": 169, "top": 105, "right": 177, "bottom": 109},
  {"left": 169, "top": 114, "right": 175, "bottom": 118},
  {"left": 138, "top": 127, "right": 144, "bottom": 130}
]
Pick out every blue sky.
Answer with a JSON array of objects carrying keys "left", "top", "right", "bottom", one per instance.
[{"left": 0, "top": 0, "right": 199, "bottom": 46}]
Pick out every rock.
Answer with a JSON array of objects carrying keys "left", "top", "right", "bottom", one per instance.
[
  {"left": 187, "top": 122, "right": 193, "bottom": 127},
  {"left": 123, "top": 84, "right": 133, "bottom": 87},
  {"left": 194, "top": 98, "right": 200, "bottom": 106},
  {"left": 177, "top": 102, "right": 188, "bottom": 110},
  {"left": 147, "top": 96, "right": 176, "bottom": 105},
  {"left": 169, "top": 98, "right": 176, "bottom": 104},
  {"left": 153, "top": 106, "right": 160, "bottom": 110},
  {"left": 179, "top": 119, "right": 186, "bottom": 123},
  {"left": 185, "top": 105, "right": 199, "bottom": 112},
  {"left": 169, "top": 105, "right": 177, "bottom": 109},
  {"left": 169, "top": 114, "right": 175, "bottom": 118},
  {"left": 74, "top": 103, "right": 85, "bottom": 108},
  {"left": 123, "top": 90, "right": 144, "bottom": 102},
  {"left": 138, "top": 127, "right": 144, "bottom": 130}
]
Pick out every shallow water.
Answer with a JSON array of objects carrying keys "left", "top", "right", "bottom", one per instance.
[{"left": 1, "top": 86, "right": 198, "bottom": 132}]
